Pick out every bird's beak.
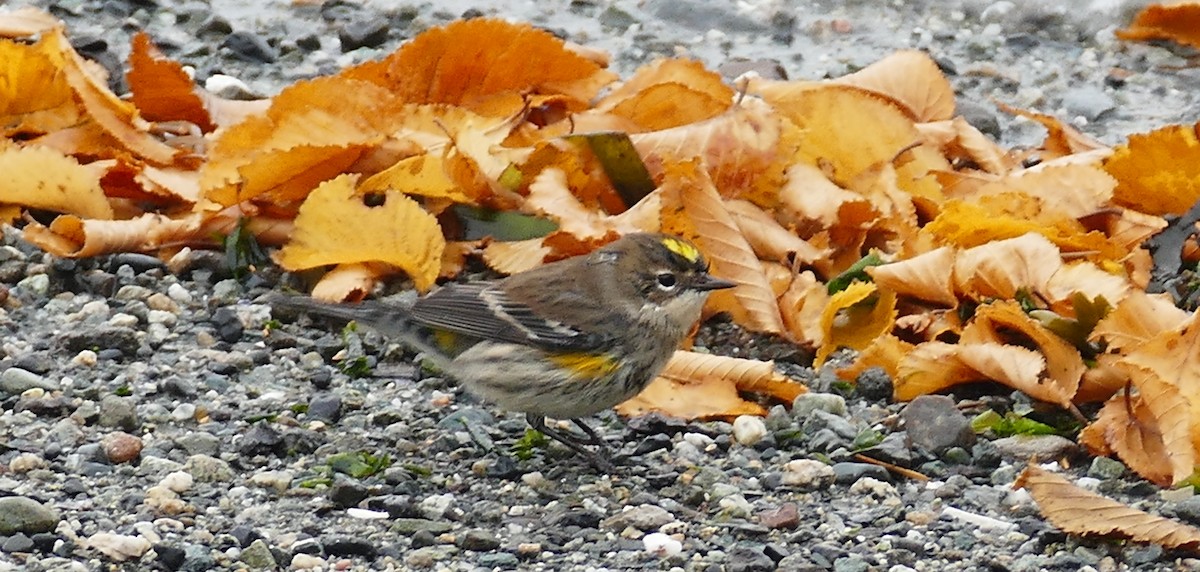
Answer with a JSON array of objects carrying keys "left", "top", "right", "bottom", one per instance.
[{"left": 693, "top": 274, "right": 737, "bottom": 291}]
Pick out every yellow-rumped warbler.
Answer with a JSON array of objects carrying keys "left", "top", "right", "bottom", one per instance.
[{"left": 271, "top": 232, "right": 734, "bottom": 469}]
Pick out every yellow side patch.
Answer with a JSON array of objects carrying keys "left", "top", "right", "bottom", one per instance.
[
  {"left": 660, "top": 237, "right": 702, "bottom": 264},
  {"left": 549, "top": 352, "right": 619, "bottom": 380}
]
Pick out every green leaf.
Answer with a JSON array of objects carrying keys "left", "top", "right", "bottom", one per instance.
[
  {"left": 852, "top": 428, "right": 884, "bottom": 451},
  {"left": 970, "top": 410, "right": 1058, "bottom": 436},
  {"left": 327, "top": 451, "right": 392, "bottom": 478},
  {"left": 827, "top": 252, "right": 886, "bottom": 294},
  {"left": 1031, "top": 293, "right": 1112, "bottom": 358},
  {"left": 452, "top": 204, "right": 558, "bottom": 241},
  {"left": 564, "top": 131, "right": 656, "bottom": 210}
]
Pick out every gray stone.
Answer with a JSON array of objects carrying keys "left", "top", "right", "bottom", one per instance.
[
  {"left": 728, "top": 544, "right": 775, "bottom": 572},
  {"left": 1061, "top": 86, "right": 1115, "bottom": 121},
  {"left": 98, "top": 394, "right": 140, "bottom": 431},
  {"left": 0, "top": 368, "right": 58, "bottom": 395},
  {"left": 793, "top": 393, "right": 847, "bottom": 418},
  {"left": 865, "top": 432, "right": 913, "bottom": 466},
  {"left": 0, "top": 497, "right": 60, "bottom": 535},
  {"left": 831, "top": 462, "right": 889, "bottom": 484},
  {"left": 456, "top": 529, "right": 500, "bottom": 551},
  {"left": 902, "top": 395, "right": 974, "bottom": 454},
  {"left": 391, "top": 518, "right": 454, "bottom": 536},
  {"left": 602, "top": 504, "right": 674, "bottom": 531},
  {"left": 477, "top": 552, "right": 519, "bottom": 567},
  {"left": 176, "top": 432, "right": 221, "bottom": 457},
  {"left": 1087, "top": 456, "right": 1125, "bottom": 480},
  {"left": 240, "top": 539, "right": 276, "bottom": 570},
  {"left": 184, "top": 454, "right": 235, "bottom": 482},
  {"left": 991, "top": 435, "right": 1077, "bottom": 461}
]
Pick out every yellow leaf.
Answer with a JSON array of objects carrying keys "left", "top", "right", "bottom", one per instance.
[
  {"left": 0, "top": 146, "right": 113, "bottom": 219},
  {"left": 817, "top": 281, "right": 897, "bottom": 365},
  {"left": 274, "top": 174, "right": 445, "bottom": 291}
]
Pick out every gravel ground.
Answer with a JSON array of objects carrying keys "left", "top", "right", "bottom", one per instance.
[{"left": 3, "top": 1, "right": 1200, "bottom": 571}]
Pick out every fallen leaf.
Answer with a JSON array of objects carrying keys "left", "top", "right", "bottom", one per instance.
[
  {"left": 1015, "top": 464, "right": 1200, "bottom": 550},
  {"left": 817, "top": 281, "right": 897, "bottom": 365},
  {"left": 0, "top": 146, "right": 113, "bottom": 219},
  {"left": 274, "top": 174, "right": 445, "bottom": 291},
  {"left": 1117, "top": 3, "right": 1200, "bottom": 48}
]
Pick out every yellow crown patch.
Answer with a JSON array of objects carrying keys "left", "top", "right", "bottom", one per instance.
[{"left": 660, "top": 237, "right": 702, "bottom": 264}]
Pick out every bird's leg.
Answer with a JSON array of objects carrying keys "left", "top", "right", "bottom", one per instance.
[{"left": 525, "top": 414, "right": 615, "bottom": 472}]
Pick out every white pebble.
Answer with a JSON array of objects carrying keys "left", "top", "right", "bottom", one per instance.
[
  {"left": 171, "top": 403, "right": 196, "bottom": 422},
  {"left": 87, "top": 532, "right": 151, "bottom": 561},
  {"left": 643, "top": 532, "right": 682, "bottom": 558},
  {"left": 167, "top": 283, "right": 194, "bottom": 305},
  {"left": 72, "top": 350, "right": 97, "bottom": 366},
  {"left": 941, "top": 506, "right": 1016, "bottom": 532},
  {"left": 160, "top": 471, "right": 194, "bottom": 493},
  {"left": 108, "top": 313, "right": 139, "bottom": 328},
  {"left": 732, "top": 415, "right": 768, "bottom": 446},
  {"left": 347, "top": 508, "right": 389, "bottom": 520},
  {"left": 781, "top": 459, "right": 835, "bottom": 489},
  {"left": 290, "top": 553, "right": 326, "bottom": 570}
]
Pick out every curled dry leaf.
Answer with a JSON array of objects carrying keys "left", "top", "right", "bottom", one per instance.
[
  {"left": 1015, "top": 464, "right": 1200, "bottom": 550},
  {"left": 1115, "top": 363, "right": 1194, "bottom": 486},
  {"left": 1117, "top": 3, "right": 1200, "bottom": 49},
  {"left": 995, "top": 101, "right": 1108, "bottom": 159},
  {"left": 0, "top": 35, "right": 81, "bottom": 137},
  {"left": 43, "top": 28, "right": 179, "bottom": 166},
  {"left": 595, "top": 58, "right": 734, "bottom": 131},
  {"left": 274, "top": 174, "right": 445, "bottom": 292},
  {"left": 830, "top": 50, "right": 956, "bottom": 122},
  {"left": 866, "top": 246, "right": 957, "bottom": 307},
  {"left": 631, "top": 97, "right": 781, "bottom": 197},
  {"left": 916, "top": 117, "right": 1008, "bottom": 174},
  {"left": 723, "top": 199, "right": 827, "bottom": 266},
  {"left": 0, "top": 6, "right": 61, "bottom": 37},
  {"left": 1089, "top": 290, "right": 1190, "bottom": 353},
  {"left": 960, "top": 300, "right": 1085, "bottom": 409},
  {"left": 778, "top": 162, "right": 875, "bottom": 232},
  {"left": 127, "top": 32, "right": 214, "bottom": 132},
  {"left": 310, "top": 262, "right": 391, "bottom": 303},
  {"left": 817, "top": 281, "right": 898, "bottom": 365},
  {"left": 778, "top": 269, "right": 827, "bottom": 348},
  {"left": 1043, "top": 261, "right": 1131, "bottom": 309},
  {"left": 837, "top": 334, "right": 914, "bottom": 387},
  {"left": 615, "top": 350, "right": 806, "bottom": 420},
  {"left": 343, "top": 18, "right": 617, "bottom": 111},
  {"left": 0, "top": 145, "right": 113, "bottom": 219},
  {"left": 952, "top": 232, "right": 1061, "bottom": 300},
  {"left": 524, "top": 168, "right": 660, "bottom": 239}
]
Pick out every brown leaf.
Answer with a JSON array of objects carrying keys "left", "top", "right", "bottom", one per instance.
[
  {"left": 1015, "top": 464, "right": 1200, "bottom": 550},
  {"left": 1117, "top": 3, "right": 1200, "bottom": 48},
  {"left": 127, "top": 33, "right": 214, "bottom": 131},
  {"left": 867, "top": 246, "right": 957, "bottom": 307},
  {"left": 615, "top": 350, "right": 806, "bottom": 420}
]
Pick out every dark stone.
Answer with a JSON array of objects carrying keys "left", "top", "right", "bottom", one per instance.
[
  {"left": 230, "top": 525, "right": 262, "bottom": 548},
  {"left": 546, "top": 508, "right": 601, "bottom": 529},
  {"left": 457, "top": 529, "right": 501, "bottom": 551},
  {"left": 239, "top": 423, "right": 284, "bottom": 457},
  {"left": 108, "top": 253, "right": 166, "bottom": 273},
  {"left": 633, "top": 433, "right": 672, "bottom": 455},
  {"left": 328, "top": 478, "right": 369, "bottom": 508},
  {"left": 727, "top": 544, "right": 775, "bottom": 572},
  {"left": 210, "top": 307, "right": 245, "bottom": 343},
  {"left": 180, "top": 544, "right": 217, "bottom": 571},
  {"left": 13, "top": 353, "right": 53, "bottom": 375},
  {"left": 410, "top": 529, "right": 436, "bottom": 547},
  {"left": 855, "top": 367, "right": 893, "bottom": 401},
  {"left": 2, "top": 533, "right": 34, "bottom": 553},
  {"left": 864, "top": 432, "right": 914, "bottom": 466},
  {"left": 222, "top": 30, "right": 277, "bottom": 63},
  {"left": 322, "top": 536, "right": 377, "bottom": 558},
  {"left": 901, "top": 395, "right": 974, "bottom": 454},
  {"left": 281, "top": 427, "right": 324, "bottom": 454},
  {"left": 30, "top": 532, "right": 58, "bottom": 553},
  {"left": 59, "top": 326, "right": 140, "bottom": 356},
  {"left": 368, "top": 495, "right": 422, "bottom": 519},
  {"left": 155, "top": 544, "right": 187, "bottom": 570},
  {"left": 339, "top": 19, "right": 389, "bottom": 51},
  {"left": 831, "top": 462, "right": 890, "bottom": 484},
  {"left": 307, "top": 393, "right": 343, "bottom": 423}
]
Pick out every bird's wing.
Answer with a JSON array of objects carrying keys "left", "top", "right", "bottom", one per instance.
[{"left": 409, "top": 282, "right": 606, "bottom": 351}]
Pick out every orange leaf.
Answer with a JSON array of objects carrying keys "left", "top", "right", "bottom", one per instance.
[
  {"left": 1090, "top": 290, "right": 1189, "bottom": 353},
  {"left": 952, "top": 233, "right": 1060, "bottom": 300},
  {"left": 273, "top": 174, "right": 444, "bottom": 291},
  {"left": 1117, "top": 3, "right": 1200, "bottom": 48},
  {"left": 838, "top": 334, "right": 914, "bottom": 385},
  {"left": 343, "top": 18, "right": 616, "bottom": 110},
  {"left": 1015, "top": 464, "right": 1200, "bottom": 549},
  {"left": 127, "top": 32, "right": 214, "bottom": 131},
  {"left": 1104, "top": 123, "right": 1200, "bottom": 216},
  {"left": 0, "top": 35, "right": 80, "bottom": 137}
]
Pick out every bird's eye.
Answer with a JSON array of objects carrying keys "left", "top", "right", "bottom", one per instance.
[{"left": 656, "top": 272, "right": 678, "bottom": 290}]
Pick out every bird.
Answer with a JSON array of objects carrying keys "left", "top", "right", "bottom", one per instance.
[{"left": 269, "top": 232, "right": 735, "bottom": 470}]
